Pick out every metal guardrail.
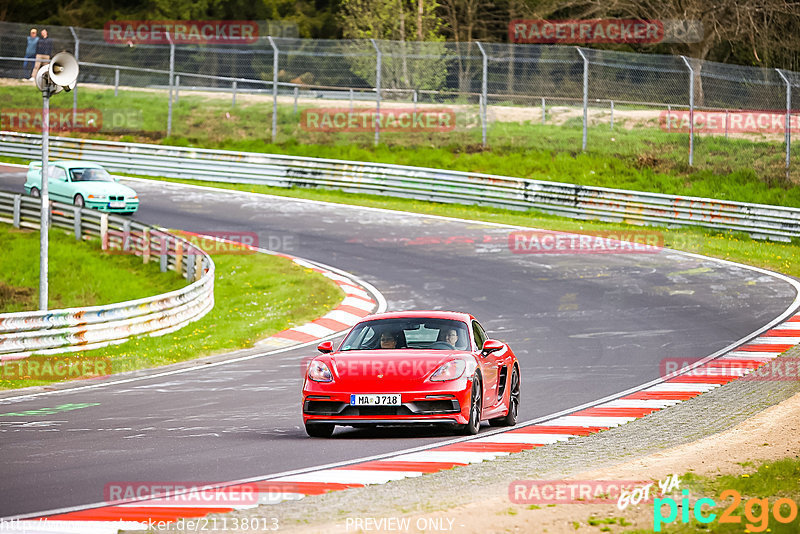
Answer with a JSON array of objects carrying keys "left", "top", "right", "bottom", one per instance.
[
  {"left": 1, "top": 131, "right": 799, "bottom": 241},
  {"left": 0, "top": 190, "right": 215, "bottom": 360}
]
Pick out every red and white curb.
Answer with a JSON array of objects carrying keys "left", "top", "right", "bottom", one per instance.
[
  {"left": 17, "top": 311, "right": 797, "bottom": 532},
  {"left": 257, "top": 255, "right": 379, "bottom": 349}
]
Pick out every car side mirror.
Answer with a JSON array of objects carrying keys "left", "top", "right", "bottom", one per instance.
[
  {"left": 317, "top": 341, "right": 334, "bottom": 354},
  {"left": 481, "top": 339, "right": 504, "bottom": 356}
]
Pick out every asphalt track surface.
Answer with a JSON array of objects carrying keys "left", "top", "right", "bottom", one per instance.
[{"left": 0, "top": 168, "right": 797, "bottom": 518}]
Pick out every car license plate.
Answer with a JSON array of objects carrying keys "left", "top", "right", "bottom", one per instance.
[
  {"left": 109, "top": 201, "right": 125, "bottom": 208},
  {"left": 350, "top": 394, "right": 401, "bottom": 406}
]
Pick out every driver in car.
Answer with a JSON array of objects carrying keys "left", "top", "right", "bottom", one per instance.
[
  {"left": 445, "top": 328, "right": 459, "bottom": 347},
  {"left": 380, "top": 331, "right": 398, "bottom": 349}
]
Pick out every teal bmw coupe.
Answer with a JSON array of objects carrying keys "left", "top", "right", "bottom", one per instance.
[{"left": 24, "top": 161, "right": 139, "bottom": 214}]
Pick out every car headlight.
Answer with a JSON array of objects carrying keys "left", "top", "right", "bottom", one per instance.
[
  {"left": 307, "top": 361, "right": 333, "bottom": 382},
  {"left": 429, "top": 360, "right": 466, "bottom": 382},
  {"left": 87, "top": 194, "right": 108, "bottom": 200}
]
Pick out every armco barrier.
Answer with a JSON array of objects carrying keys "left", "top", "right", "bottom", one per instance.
[
  {"left": 1, "top": 132, "right": 800, "bottom": 240},
  {"left": 0, "top": 191, "right": 214, "bottom": 360}
]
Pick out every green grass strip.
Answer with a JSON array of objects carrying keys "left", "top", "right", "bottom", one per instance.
[{"left": 0, "top": 226, "right": 344, "bottom": 390}]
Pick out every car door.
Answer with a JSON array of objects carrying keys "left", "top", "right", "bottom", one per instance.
[
  {"left": 47, "top": 165, "right": 70, "bottom": 203},
  {"left": 472, "top": 320, "right": 500, "bottom": 408}
]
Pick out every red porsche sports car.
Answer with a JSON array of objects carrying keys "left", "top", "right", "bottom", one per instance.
[{"left": 302, "top": 310, "right": 521, "bottom": 438}]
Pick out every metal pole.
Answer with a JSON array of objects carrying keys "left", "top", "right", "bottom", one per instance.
[
  {"left": 725, "top": 109, "right": 729, "bottom": 139},
  {"left": 413, "top": 90, "right": 417, "bottom": 114},
  {"left": 371, "top": 39, "right": 381, "bottom": 146},
  {"left": 476, "top": 42, "right": 488, "bottom": 148},
  {"left": 167, "top": 32, "right": 174, "bottom": 137},
  {"left": 268, "top": 36, "right": 278, "bottom": 141},
  {"left": 69, "top": 27, "right": 79, "bottom": 126},
  {"left": 681, "top": 55, "right": 694, "bottom": 166},
  {"left": 39, "top": 88, "right": 51, "bottom": 310},
  {"left": 576, "top": 47, "right": 588, "bottom": 151},
  {"left": 542, "top": 97, "right": 546, "bottom": 125},
  {"left": 667, "top": 105, "right": 671, "bottom": 131},
  {"left": 776, "top": 69, "right": 792, "bottom": 174},
  {"left": 114, "top": 69, "right": 119, "bottom": 96},
  {"left": 610, "top": 101, "right": 614, "bottom": 130},
  {"left": 349, "top": 88, "right": 354, "bottom": 112},
  {"left": 232, "top": 80, "right": 237, "bottom": 107},
  {"left": 293, "top": 85, "right": 299, "bottom": 114},
  {"left": 175, "top": 75, "right": 180, "bottom": 104}
]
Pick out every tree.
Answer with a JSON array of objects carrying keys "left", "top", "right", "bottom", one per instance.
[
  {"left": 339, "top": 0, "right": 448, "bottom": 91},
  {"left": 520, "top": 0, "right": 800, "bottom": 104}
]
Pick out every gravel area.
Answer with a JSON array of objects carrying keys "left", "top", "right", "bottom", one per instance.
[{"left": 145, "top": 344, "right": 800, "bottom": 533}]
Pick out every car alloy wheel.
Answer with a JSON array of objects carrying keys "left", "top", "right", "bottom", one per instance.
[
  {"left": 459, "top": 377, "right": 482, "bottom": 435},
  {"left": 74, "top": 194, "right": 85, "bottom": 208},
  {"left": 490, "top": 366, "right": 519, "bottom": 427},
  {"left": 30, "top": 187, "right": 40, "bottom": 198}
]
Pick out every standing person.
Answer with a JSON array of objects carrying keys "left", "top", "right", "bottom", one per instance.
[
  {"left": 30, "top": 29, "right": 53, "bottom": 82},
  {"left": 22, "top": 28, "right": 38, "bottom": 80}
]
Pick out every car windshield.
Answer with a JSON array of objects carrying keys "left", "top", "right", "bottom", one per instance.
[
  {"left": 70, "top": 168, "right": 114, "bottom": 182},
  {"left": 339, "top": 318, "right": 471, "bottom": 351}
]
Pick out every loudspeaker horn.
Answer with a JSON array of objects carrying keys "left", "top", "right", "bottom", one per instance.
[{"left": 48, "top": 52, "right": 79, "bottom": 88}]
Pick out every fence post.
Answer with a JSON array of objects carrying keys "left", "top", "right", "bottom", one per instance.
[
  {"left": 114, "top": 69, "right": 119, "bottom": 96},
  {"left": 725, "top": 109, "right": 729, "bottom": 139},
  {"left": 776, "top": 69, "right": 792, "bottom": 176},
  {"left": 166, "top": 32, "right": 175, "bottom": 138},
  {"left": 73, "top": 207, "right": 81, "bottom": 240},
  {"left": 542, "top": 97, "right": 546, "bottom": 125},
  {"left": 159, "top": 233, "right": 168, "bottom": 272},
  {"left": 476, "top": 42, "right": 488, "bottom": 148},
  {"left": 667, "top": 105, "right": 671, "bottom": 131},
  {"left": 143, "top": 228, "right": 151, "bottom": 264},
  {"left": 69, "top": 27, "right": 79, "bottom": 126},
  {"left": 187, "top": 253, "right": 196, "bottom": 280},
  {"left": 413, "top": 90, "right": 417, "bottom": 114},
  {"left": 13, "top": 195, "right": 21, "bottom": 228},
  {"left": 680, "top": 55, "right": 694, "bottom": 166},
  {"left": 99, "top": 213, "right": 109, "bottom": 251},
  {"left": 175, "top": 240, "right": 183, "bottom": 275},
  {"left": 293, "top": 86, "right": 299, "bottom": 114},
  {"left": 576, "top": 47, "right": 588, "bottom": 151},
  {"left": 122, "top": 220, "right": 131, "bottom": 251},
  {"left": 232, "top": 80, "right": 237, "bottom": 107},
  {"left": 370, "top": 39, "right": 381, "bottom": 146},
  {"left": 175, "top": 75, "right": 180, "bottom": 104},
  {"left": 610, "top": 101, "right": 614, "bottom": 130},
  {"left": 349, "top": 88, "right": 354, "bottom": 112},
  {"left": 268, "top": 36, "right": 279, "bottom": 141}
]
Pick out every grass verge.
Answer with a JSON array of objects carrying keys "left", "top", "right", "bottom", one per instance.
[
  {"left": 0, "top": 226, "right": 344, "bottom": 390},
  {"left": 2, "top": 80, "right": 799, "bottom": 204},
  {"left": 625, "top": 458, "right": 800, "bottom": 532},
  {"left": 0, "top": 223, "right": 185, "bottom": 313}
]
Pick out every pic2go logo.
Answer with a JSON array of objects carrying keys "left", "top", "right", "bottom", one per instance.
[{"left": 654, "top": 489, "right": 799, "bottom": 532}]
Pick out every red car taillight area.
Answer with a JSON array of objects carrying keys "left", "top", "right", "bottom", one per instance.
[
  {"left": 307, "top": 360, "right": 333, "bottom": 382},
  {"left": 428, "top": 359, "right": 466, "bottom": 382}
]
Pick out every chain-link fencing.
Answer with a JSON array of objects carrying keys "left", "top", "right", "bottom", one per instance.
[{"left": 1, "top": 20, "right": 798, "bottom": 179}]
